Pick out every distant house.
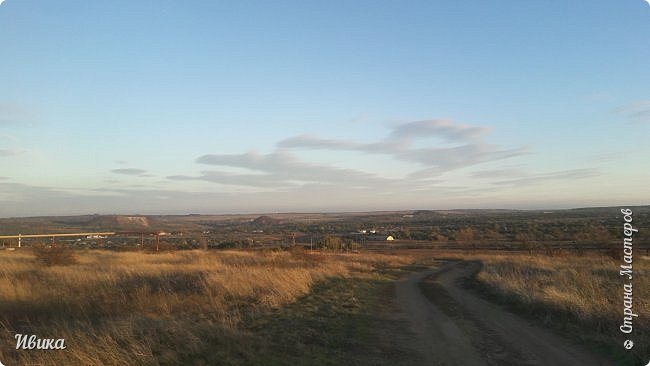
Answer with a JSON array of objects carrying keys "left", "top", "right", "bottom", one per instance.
[{"left": 366, "top": 235, "right": 395, "bottom": 241}]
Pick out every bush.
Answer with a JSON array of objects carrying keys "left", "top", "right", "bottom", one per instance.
[
  {"left": 214, "top": 239, "right": 252, "bottom": 249},
  {"left": 320, "top": 235, "right": 342, "bottom": 250},
  {"left": 32, "top": 245, "right": 77, "bottom": 266}
]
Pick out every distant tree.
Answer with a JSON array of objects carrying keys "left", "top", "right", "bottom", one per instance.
[
  {"left": 482, "top": 228, "right": 504, "bottom": 241},
  {"left": 321, "top": 235, "right": 343, "bottom": 250},
  {"left": 574, "top": 224, "right": 613, "bottom": 243},
  {"left": 526, "top": 223, "right": 542, "bottom": 242},
  {"left": 591, "top": 224, "right": 614, "bottom": 242},
  {"left": 455, "top": 227, "right": 476, "bottom": 241},
  {"left": 428, "top": 226, "right": 447, "bottom": 241},
  {"left": 515, "top": 232, "right": 530, "bottom": 244},
  {"left": 549, "top": 227, "right": 567, "bottom": 241},
  {"left": 196, "top": 235, "right": 208, "bottom": 251},
  {"left": 428, "top": 231, "right": 445, "bottom": 241},
  {"left": 349, "top": 240, "right": 360, "bottom": 251}
]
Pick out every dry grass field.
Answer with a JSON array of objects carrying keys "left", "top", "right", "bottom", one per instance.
[
  {"left": 1, "top": 247, "right": 646, "bottom": 365},
  {"left": 0, "top": 249, "right": 413, "bottom": 365},
  {"left": 448, "top": 251, "right": 650, "bottom": 364}
]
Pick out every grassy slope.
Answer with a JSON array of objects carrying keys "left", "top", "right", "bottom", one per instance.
[
  {"left": 0, "top": 249, "right": 421, "bottom": 365},
  {"left": 232, "top": 274, "right": 423, "bottom": 366}
]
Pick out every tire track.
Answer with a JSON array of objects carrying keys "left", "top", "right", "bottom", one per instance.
[{"left": 395, "top": 261, "right": 611, "bottom": 366}]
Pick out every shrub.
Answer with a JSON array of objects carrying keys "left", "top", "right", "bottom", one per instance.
[{"left": 32, "top": 244, "right": 77, "bottom": 266}]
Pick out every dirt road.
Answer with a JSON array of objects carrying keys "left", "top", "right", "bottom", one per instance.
[{"left": 395, "top": 261, "right": 612, "bottom": 366}]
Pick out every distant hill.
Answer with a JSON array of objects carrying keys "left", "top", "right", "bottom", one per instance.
[
  {"left": 0, "top": 215, "right": 156, "bottom": 234},
  {"left": 0, "top": 206, "right": 647, "bottom": 236},
  {"left": 84, "top": 215, "right": 152, "bottom": 231},
  {"left": 252, "top": 215, "right": 281, "bottom": 226}
]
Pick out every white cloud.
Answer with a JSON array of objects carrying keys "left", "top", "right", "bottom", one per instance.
[
  {"left": 188, "top": 150, "right": 404, "bottom": 189},
  {"left": 170, "top": 119, "right": 531, "bottom": 196},
  {"left": 0, "top": 119, "right": 609, "bottom": 216},
  {"left": 278, "top": 119, "right": 527, "bottom": 179}
]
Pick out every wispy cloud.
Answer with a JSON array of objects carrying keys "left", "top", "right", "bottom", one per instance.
[
  {"left": 0, "top": 167, "right": 604, "bottom": 217},
  {"left": 0, "top": 102, "right": 36, "bottom": 127},
  {"left": 111, "top": 168, "right": 151, "bottom": 177},
  {"left": 0, "top": 180, "right": 488, "bottom": 217},
  {"left": 184, "top": 150, "right": 402, "bottom": 189},
  {"left": 176, "top": 119, "right": 527, "bottom": 191},
  {"left": 0, "top": 134, "right": 16, "bottom": 142},
  {"left": 0, "top": 182, "right": 151, "bottom": 216},
  {"left": 469, "top": 168, "right": 526, "bottom": 179},
  {"left": 388, "top": 119, "right": 490, "bottom": 142},
  {"left": 279, "top": 119, "right": 527, "bottom": 179},
  {"left": 0, "top": 148, "right": 23, "bottom": 157},
  {"left": 279, "top": 119, "right": 492, "bottom": 153},
  {"left": 0, "top": 118, "right": 601, "bottom": 216},
  {"left": 615, "top": 100, "right": 650, "bottom": 124},
  {"left": 491, "top": 168, "right": 599, "bottom": 186}
]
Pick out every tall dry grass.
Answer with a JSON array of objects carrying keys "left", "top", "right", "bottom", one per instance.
[
  {"left": 452, "top": 251, "right": 650, "bottom": 363},
  {"left": 0, "top": 249, "right": 412, "bottom": 365}
]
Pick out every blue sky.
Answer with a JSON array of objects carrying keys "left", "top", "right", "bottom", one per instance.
[{"left": 1, "top": 0, "right": 649, "bottom": 217}]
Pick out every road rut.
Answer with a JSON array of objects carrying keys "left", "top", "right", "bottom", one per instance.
[{"left": 395, "top": 261, "right": 611, "bottom": 366}]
